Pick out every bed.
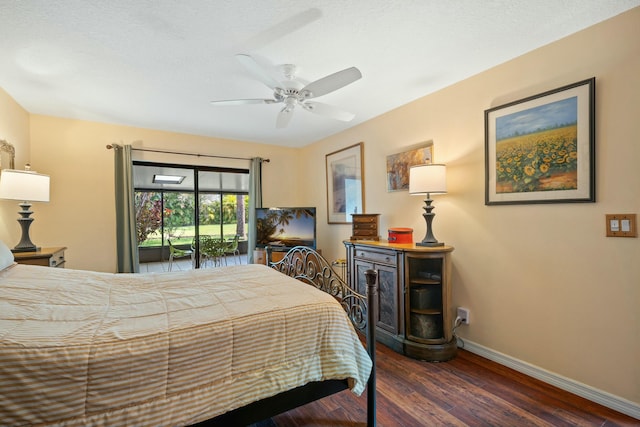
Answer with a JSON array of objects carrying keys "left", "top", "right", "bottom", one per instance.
[{"left": 0, "top": 243, "right": 376, "bottom": 427}]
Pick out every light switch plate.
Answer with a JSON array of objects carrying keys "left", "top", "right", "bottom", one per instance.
[{"left": 606, "top": 214, "right": 637, "bottom": 237}]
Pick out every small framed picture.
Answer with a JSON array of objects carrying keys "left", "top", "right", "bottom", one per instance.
[{"left": 386, "top": 141, "right": 433, "bottom": 192}]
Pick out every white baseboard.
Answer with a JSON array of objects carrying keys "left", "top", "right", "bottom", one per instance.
[{"left": 459, "top": 339, "right": 640, "bottom": 420}]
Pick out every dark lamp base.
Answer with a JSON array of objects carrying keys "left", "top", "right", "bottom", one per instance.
[
  {"left": 416, "top": 241, "right": 444, "bottom": 247},
  {"left": 12, "top": 202, "right": 41, "bottom": 253},
  {"left": 11, "top": 246, "right": 40, "bottom": 253}
]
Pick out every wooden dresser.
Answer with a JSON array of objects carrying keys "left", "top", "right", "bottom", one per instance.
[
  {"left": 350, "top": 213, "right": 380, "bottom": 240},
  {"left": 13, "top": 247, "right": 67, "bottom": 268},
  {"left": 344, "top": 240, "right": 456, "bottom": 362}
]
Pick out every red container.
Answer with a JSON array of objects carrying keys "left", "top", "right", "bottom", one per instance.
[{"left": 388, "top": 227, "right": 413, "bottom": 243}]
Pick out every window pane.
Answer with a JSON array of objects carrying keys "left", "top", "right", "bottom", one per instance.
[
  {"left": 221, "top": 172, "right": 249, "bottom": 192},
  {"left": 133, "top": 165, "right": 194, "bottom": 191},
  {"left": 197, "top": 170, "right": 249, "bottom": 192},
  {"left": 133, "top": 162, "right": 250, "bottom": 267},
  {"left": 199, "top": 193, "right": 222, "bottom": 238},
  {"left": 163, "top": 192, "right": 196, "bottom": 246},
  {"left": 135, "top": 191, "right": 162, "bottom": 247}
]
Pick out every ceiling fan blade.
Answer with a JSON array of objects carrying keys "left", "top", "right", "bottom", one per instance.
[
  {"left": 236, "top": 8, "right": 322, "bottom": 51},
  {"left": 301, "top": 101, "right": 356, "bottom": 122},
  {"left": 276, "top": 106, "right": 295, "bottom": 128},
  {"left": 301, "top": 67, "right": 362, "bottom": 99},
  {"left": 235, "top": 54, "right": 282, "bottom": 90},
  {"left": 210, "top": 98, "right": 277, "bottom": 106}
]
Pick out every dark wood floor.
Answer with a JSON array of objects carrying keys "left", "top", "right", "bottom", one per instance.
[{"left": 272, "top": 342, "right": 638, "bottom": 427}]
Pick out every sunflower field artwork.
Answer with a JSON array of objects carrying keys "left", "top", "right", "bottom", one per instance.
[
  {"left": 485, "top": 78, "right": 595, "bottom": 205},
  {"left": 494, "top": 97, "right": 578, "bottom": 193}
]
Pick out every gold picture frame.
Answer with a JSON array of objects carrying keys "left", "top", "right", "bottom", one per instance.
[
  {"left": 386, "top": 141, "right": 433, "bottom": 192},
  {"left": 326, "top": 142, "right": 364, "bottom": 224},
  {"left": 0, "top": 140, "right": 16, "bottom": 171}
]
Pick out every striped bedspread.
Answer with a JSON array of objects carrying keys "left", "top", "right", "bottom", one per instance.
[{"left": 0, "top": 263, "right": 372, "bottom": 426}]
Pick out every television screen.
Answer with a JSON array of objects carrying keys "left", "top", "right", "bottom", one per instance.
[{"left": 255, "top": 207, "right": 316, "bottom": 249}]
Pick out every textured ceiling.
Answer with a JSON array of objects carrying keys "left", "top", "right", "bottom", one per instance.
[{"left": 1, "top": 1, "right": 638, "bottom": 147}]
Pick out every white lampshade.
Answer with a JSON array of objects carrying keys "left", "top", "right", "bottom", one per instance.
[
  {"left": 409, "top": 164, "right": 447, "bottom": 195},
  {"left": 0, "top": 169, "right": 50, "bottom": 202}
]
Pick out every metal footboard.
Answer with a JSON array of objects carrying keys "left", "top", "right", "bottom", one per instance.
[{"left": 268, "top": 245, "right": 378, "bottom": 426}]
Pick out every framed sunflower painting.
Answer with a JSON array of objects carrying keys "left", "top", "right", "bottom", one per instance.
[{"left": 484, "top": 78, "right": 595, "bottom": 205}]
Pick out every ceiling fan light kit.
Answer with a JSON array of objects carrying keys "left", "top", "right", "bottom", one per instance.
[{"left": 211, "top": 54, "right": 362, "bottom": 128}]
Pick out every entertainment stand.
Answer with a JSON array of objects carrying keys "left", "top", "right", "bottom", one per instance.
[{"left": 254, "top": 246, "right": 321, "bottom": 265}]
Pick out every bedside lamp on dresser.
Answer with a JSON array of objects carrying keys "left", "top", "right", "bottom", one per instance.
[
  {"left": 409, "top": 163, "right": 447, "bottom": 247},
  {"left": 0, "top": 165, "right": 67, "bottom": 268},
  {"left": 0, "top": 166, "right": 50, "bottom": 252}
]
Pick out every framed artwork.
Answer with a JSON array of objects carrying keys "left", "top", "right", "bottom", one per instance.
[
  {"left": 326, "top": 142, "right": 364, "bottom": 224},
  {"left": 0, "top": 140, "right": 16, "bottom": 171},
  {"left": 485, "top": 78, "right": 595, "bottom": 205},
  {"left": 386, "top": 141, "right": 433, "bottom": 192}
]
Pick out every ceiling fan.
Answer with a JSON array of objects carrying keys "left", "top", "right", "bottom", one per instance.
[{"left": 211, "top": 54, "right": 362, "bottom": 128}]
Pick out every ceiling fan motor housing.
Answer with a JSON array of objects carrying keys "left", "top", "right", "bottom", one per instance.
[{"left": 211, "top": 54, "right": 362, "bottom": 127}]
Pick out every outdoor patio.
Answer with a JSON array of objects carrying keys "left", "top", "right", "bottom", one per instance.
[{"left": 139, "top": 253, "right": 248, "bottom": 273}]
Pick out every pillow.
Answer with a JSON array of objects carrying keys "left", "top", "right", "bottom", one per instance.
[{"left": 0, "top": 240, "right": 15, "bottom": 271}]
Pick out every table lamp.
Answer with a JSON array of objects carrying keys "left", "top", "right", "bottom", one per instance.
[
  {"left": 409, "top": 164, "right": 446, "bottom": 247},
  {"left": 0, "top": 167, "right": 50, "bottom": 252}
]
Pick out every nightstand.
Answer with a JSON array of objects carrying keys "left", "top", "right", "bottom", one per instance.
[{"left": 13, "top": 247, "right": 67, "bottom": 268}]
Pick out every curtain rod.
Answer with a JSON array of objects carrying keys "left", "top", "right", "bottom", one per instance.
[{"left": 105, "top": 144, "right": 269, "bottom": 162}]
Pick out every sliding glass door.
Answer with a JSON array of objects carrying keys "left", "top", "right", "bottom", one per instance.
[
  {"left": 196, "top": 170, "right": 249, "bottom": 267},
  {"left": 133, "top": 162, "right": 249, "bottom": 268}
]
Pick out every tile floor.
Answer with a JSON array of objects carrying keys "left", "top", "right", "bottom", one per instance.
[{"left": 139, "top": 253, "right": 248, "bottom": 273}]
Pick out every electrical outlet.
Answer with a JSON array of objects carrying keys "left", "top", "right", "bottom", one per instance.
[{"left": 457, "top": 307, "right": 470, "bottom": 325}]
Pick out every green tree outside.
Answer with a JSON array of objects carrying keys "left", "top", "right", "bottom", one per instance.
[{"left": 136, "top": 191, "right": 248, "bottom": 247}]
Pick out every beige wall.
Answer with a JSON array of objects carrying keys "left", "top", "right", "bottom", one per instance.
[
  {"left": 302, "top": 8, "right": 640, "bottom": 406},
  {"left": 26, "top": 116, "right": 301, "bottom": 271}
]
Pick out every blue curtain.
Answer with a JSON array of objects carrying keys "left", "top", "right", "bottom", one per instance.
[
  {"left": 247, "top": 157, "right": 264, "bottom": 263},
  {"left": 114, "top": 144, "right": 139, "bottom": 273}
]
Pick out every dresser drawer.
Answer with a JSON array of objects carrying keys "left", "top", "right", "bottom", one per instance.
[
  {"left": 353, "top": 215, "right": 378, "bottom": 224},
  {"left": 13, "top": 247, "right": 67, "bottom": 268},
  {"left": 354, "top": 248, "right": 397, "bottom": 265},
  {"left": 353, "top": 222, "right": 377, "bottom": 230},
  {"left": 353, "top": 229, "right": 378, "bottom": 237},
  {"left": 50, "top": 250, "right": 66, "bottom": 268},
  {"left": 351, "top": 231, "right": 380, "bottom": 240}
]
